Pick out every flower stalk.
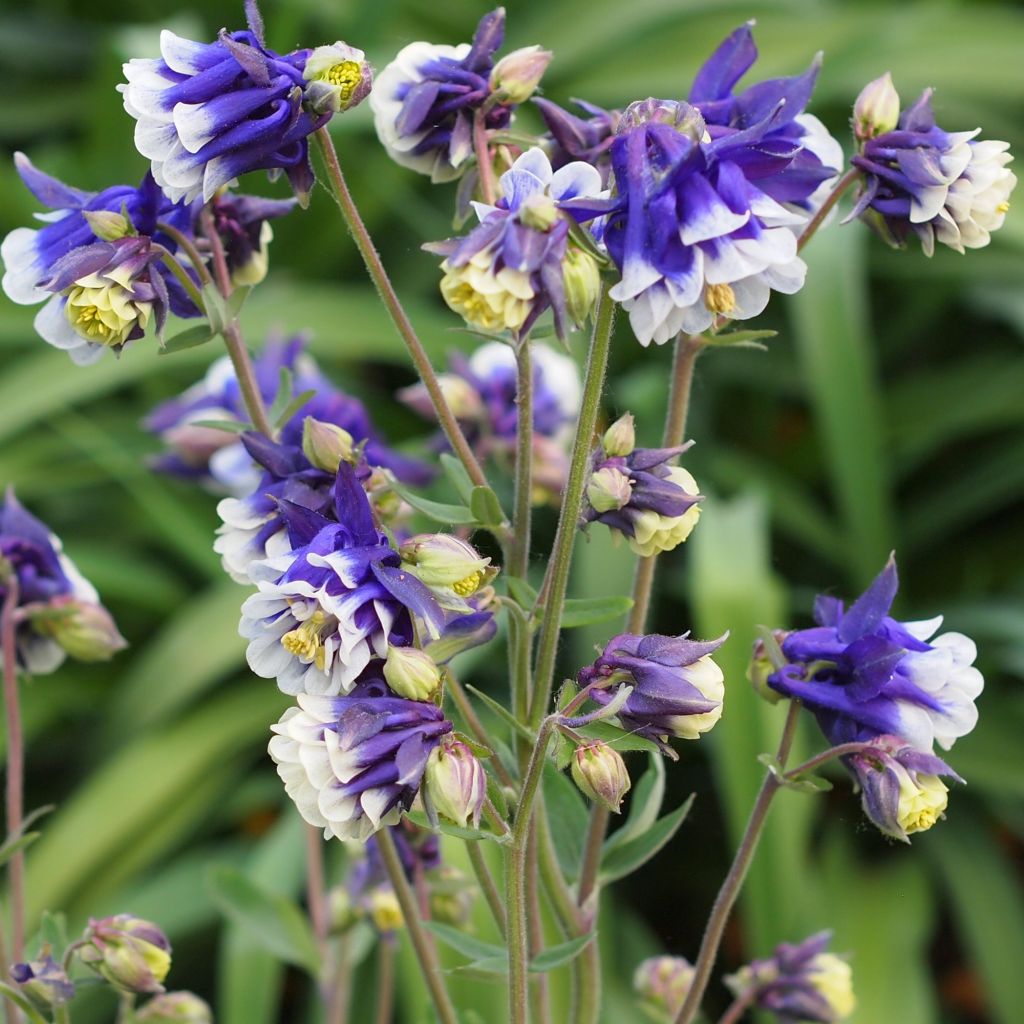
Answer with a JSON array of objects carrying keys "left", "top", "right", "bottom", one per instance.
[
  {"left": 2, "top": 575, "right": 25, "bottom": 964},
  {"left": 797, "top": 167, "right": 862, "bottom": 252}
]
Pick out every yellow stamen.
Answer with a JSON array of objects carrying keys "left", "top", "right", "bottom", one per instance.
[
  {"left": 704, "top": 283, "right": 736, "bottom": 314},
  {"left": 319, "top": 61, "right": 362, "bottom": 101},
  {"left": 452, "top": 570, "right": 484, "bottom": 597},
  {"left": 281, "top": 610, "right": 327, "bottom": 664},
  {"left": 72, "top": 305, "right": 113, "bottom": 341},
  {"left": 440, "top": 277, "right": 507, "bottom": 331},
  {"left": 997, "top": 200, "right": 1010, "bottom": 214}
]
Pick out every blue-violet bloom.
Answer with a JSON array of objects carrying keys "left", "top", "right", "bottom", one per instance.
[{"left": 10, "top": 956, "right": 75, "bottom": 1011}]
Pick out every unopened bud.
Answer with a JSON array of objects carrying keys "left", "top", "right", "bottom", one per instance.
[
  {"left": 10, "top": 956, "right": 74, "bottom": 1011},
  {"left": 79, "top": 915, "right": 172, "bottom": 994},
  {"left": 327, "top": 886, "right": 361, "bottom": 933},
  {"left": 384, "top": 644, "right": 443, "bottom": 702},
  {"left": 571, "top": 742, "right": 630, "bottom": 813},
  {"left": 489, "top": 45, "right": 552, "bottom": 104},
  {"left": 563, "top": 247, "right": 601, "bottom": 328},
  {"left": 83, "top": 209, "right": 132, "bottom": 241},
  {"left": 748, "top": 634, "right": 786, "bottom": 705},
  {"left": 602, "top": 413, "right": 636, "bottom": 457},
  {"left": 367, "top": 887, "right": 403, "bottom": 932},
  {"left": 587, "top": 466, "right": 633, "bottom": 513},
  {"left": 34, "top": 598, "right": 127, "bottom": 662},
  {"left": 428, "top": 867, "right": 476, "bottom": 926},
  {"left": 853, "top": 72, "right": 900, "bottom": 140},
  {"left": 425, "top": 736, "right": 486, "bottom": 828},
  {"left": 518, "top": 194, "right": 560, "bottom": 231},
  {"left": 633, "top": 956, "right": 695, "bottom": 1020},
  {"left": 302, "top": 417, "right": 355, "bottom": 472},
  {"left": 136, "top": 991, "right": 213, "bottom": 1023},
  {"left": 399, "top": 534, "right": 494, "bottom": 597}
]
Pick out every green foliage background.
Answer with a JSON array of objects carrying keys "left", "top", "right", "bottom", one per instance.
[{"left": 1, "top": 1, "right": 1023, "bottom": 1021}]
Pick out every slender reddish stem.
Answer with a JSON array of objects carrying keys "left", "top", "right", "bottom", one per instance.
[{"left": 1, "top": 575, "right": 24, "bottom": 964}]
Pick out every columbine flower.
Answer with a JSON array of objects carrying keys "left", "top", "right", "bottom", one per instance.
[
  {"left": 10, "top": 956, "right": 74, "bottom": 1011},
  {"left": 570, "top": 741, "right": 631, "bottom": 813},
  {"left": 850, "top": 82, "right": 1015, "bottom": 255},
  {"left": 427, "top": 148, "right": 605, "bottom": 338},
  {"left": 534, "top": 98, "right": 621, "bottom": 182},
  {"left": 241, "top": 464, "right": 446, "bottom": 695},
  {"left": 633, "top": 956, "right": 695, "bottom": 1022},
  {"left": 268, "top": 673, "right": 453, "bottom": 840},
  {"left": 580, "top": 633, "right": 727, "bottom": 754},
  {"left": 370, "top": 9, "right": 522, "bottom": 182},
  {"left": 725, "top": 932, "right": 855, "bottom": 1024},
  {"left": 1, "top": 490, "right": 123, "bottom": 674},
  {"left": 1, "top": 156, "right": 198, "bottom": 365},
  {"left": 136, "top": 992, "right": 213, "bottom": 1023},
  {"left": 303, "top": 43, "right": 373, "bottom": 115},
  {"left": 582, "top": 421, "right": 703, "bottom": 556},
  {"left": 120, "top": 13, "right": 362, "bottom": 204},
  {"left": 424, "top": 735, "right": 486, "bottom": 827},
  {"left": 205, "top": 190, "right": 296, "bottom": 286},
  {"left": 846, "top": 735, "right": 962, "bottom": 843},
  {"left": 766, "top": 556, "right": 984, "bottom": 752},
  {"left": 79, "top": 916, "right": 172, "bottom": 995},
  {"left": 398, "top": 534, "right": 495, "bottom": 611}
]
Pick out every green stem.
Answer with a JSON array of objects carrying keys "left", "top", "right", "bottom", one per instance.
[
  {"left": 373, "top": 940, "right": 395, "bottom": 1024},
  {"left": 717, "top": 988, "right": 757, "bottom": 1024},
  {"left": 672, "top": 701, "right": 803, "bottom": 1024},
  {"left": 327, "top": 932, "right": 352, "bottom": 1024},
  {"left": 2, "top": 576, "right": 24, "bottom": 965},
  {"left": 466, "top": 841, "right": 506, "bottom": 937},
  {"left": 53, "top": 1006, "right": 71, "bottom": 1024},
  {"left": 156, "top": 220, "right": 213, "bottom": 287},
  {"left": 510, "top": 341, "right": 534, "bottom": 579},
  {"left": 783, "top": 741, "right": 874, "bottom": 781},
  {"left": 116, "top": 992, "right": 135, "bottom": 1024},
  {"left": 508, "top": 717, "right": 557, "bottom": 1024},
  {"left": 529, "top": 286, "right": 616, "bottom": 728},
  {"left": 535, "top": 815, "right": 582, "bottom": 936},
  {"left": 526, "top": 821, "right": 551, "bottom": 1024},
  {"left": 573, "top": 940, "right": 601, "bottom": 1024},
  {"left": 375, "top": 828, "right": 458, "bottom": 1024},
  {"left": 0, "top": 984, "right": 47, "bottom": 1024},
  {"left": 796, "top": 167, "right": 862, "bottom": 252},
  {"left": 473, "top": 110, "right": 498, "bottom": 207},
  {"left": 444, "top": 669, "right": 516, "bottom": 788},
  {"left": 575, "top": 804, "right": 609, "bottom": 911},
  {"left": 155, "top": 247, "right": 206, "bottom": 314},
  {"left": 312, "top": 128, "right": 491, "bottom": 494}
]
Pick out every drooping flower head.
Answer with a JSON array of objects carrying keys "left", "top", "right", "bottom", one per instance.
[
  {"left": 1, "top": 155, "right": 199, "bottom": 364},
  {"left": 428, "top": 148, "right": 605, "bottom": 339},
  {"left": 579, "top": 632, "right": 727, "bottom": 755},
  {"left": 370, "top": 9, "right": 545, "bottom": 182},
  {"left": 767, "top": 556, "right": 983, "bottom": 753},
  {"left": 268, "top": 670, "right": 453, "bottom": 840},
  {"left": 725, "top": 932, "right": 855, "bottom": 1024},
  {"left": 204, "top": 190, "right": 296, "bottom": 286},
  {"left": 633, "top": 956, "right": 695, "bottom": 1023},
  {"left": 0, "top": 490, "right": 125, "bottom": 673},
  {"left": 79, "top": 916, "right": 172, "bottom": 995},
  {"left": 582, "top": 416, "right": 703, "bottom": 556},
  {"left": 850, "top": 79, "right": 1015, "bottom": 255}
]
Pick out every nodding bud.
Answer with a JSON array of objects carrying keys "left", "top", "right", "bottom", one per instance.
[
  {"left": 602, "top": 413, "right": 636, "bottom": 457},
  {"left": 399, "top": 534, "right": 494, "bottom": 597},
  {"left": 570, "top": 741, "right": 630, "bottom": 813},
  {"left": 384, "top": 644, "right": 443, "bottom": 702},
  {"left": 853, "top": 72, "right": 900, "bottom": 140},
  {"left": 82, "top": 210, "right": 132, "bottom": 241},
  {"left": 135, "top": 991, "right": 213, "bottom": 1023},
  {"left": 303, "top": 42, "right": 373, "bottom": 115},
  {"left": 79, "top": 915, "right": 172, "bottom": 994},
  {"left": 587, "top": 466, "right": 633, "bottom": 513},
  {"left": 747, "top": 633, "right": 786, "bottom": 705},
  {"left": 562, "top": 247, "right": 601, "bottom": 328},
  {"left": 301, "top": 417, "right": 355, "bottom": 472},
  {"left": 425, "top": 735, "right": 487, "bottom": 828},
  {"left": 489, "top": 45, "right": 553, "bottom": 104},
  {"left": 633, "top": 956, "right": 695, "bottom": 1020},
  {"left": 33, "top": 598, "right": 127, "bottom": 662},
  {"left": 10, "top": 956, "right": 75, "bottom": 1011},
  {"left": 367, "top": 887, "right": 404, "bottom": 933}
]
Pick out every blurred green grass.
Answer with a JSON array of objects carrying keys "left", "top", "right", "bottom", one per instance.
[{"left": 2, "top": 1, "right": 1023, "bottom": 1021}]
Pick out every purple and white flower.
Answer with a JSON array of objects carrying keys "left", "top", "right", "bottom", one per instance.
[
  {"left": 851, "top": 81, "right": 1015, "bottom": 255},
  {"left": 534, "top": 98, "right": 621, "bottom": 184},
  {"left": 428, "top": 148, "right": 605, "bottom": 338},
  {"left": 268, "top": 672, "right": 453, "bottom": 840},
  {"left": 767, "top": 556, "right": 984, "bottom": 753},
  {"left": 369, "top": 9, "right": 519, "bottom": 182},
  {"left": 204, "top": 189, "right": 296, "bottom": 286},
  {"left": 578, "top": 632, "right": 727, "bottom": 753},
  {"left": 1, "top": 155, "right": 198, "bottom": 364}
]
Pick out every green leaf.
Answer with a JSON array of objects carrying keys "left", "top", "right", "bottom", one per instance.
[
  {"left": 599, "top": 794, "right": 695, "bottom": 885},
  {"left": 190, "top": 419, "right": 252, "bottom": 435},
  {"left": 272, "top": 389, "right": 317, "bottom": 430},
  {"left": 389, "top": 481, "right": 476, "bottom": 525},
  {"left": 542, "top": 762, "right": 590, "bottom": 880},
  {"left": 159, "top": 324, "right": 218, "bottom": 354},
  {"left": 530, "top": 932, "right": 596, "bottom": 972},
  {"left": 38, "top": 910, "right": 67, "bottom": 956},
  {"left": 704, "top": 328, "right": 777, "bottom": 347},
  {"left": 506, "top": 577, "right": 539, "bottom": 609},
  {"left": 560, "top": 595, "right": 635, "bottom": 629},
  {"left": 0, "top": 804, "right": 54, "bottom": 868},
  {"left": 406, "top": 810, "right": 508, "bottom": 844},
  {"left": 424, "top": 922, "right": 506, "bottom": 962},
  {"left": 470, "top": 485, "right": 507, "bottom": 528},
  {"left": 225, "top": 285, "right": 251, "bottom": 320},
  {"left": 440, "top": 453, "right": 476, "bottom": 504},
  {"left": 465, "top": 684, "right": 536, "bottom": 742},
  {"left": 267, "top": 367, "right": 295, "bottom": 425},
  {"left": 574, "top": 720, "right": 662, "bottom": 755},
  {"left": 207, "top": 863, "right": 321, "bottom": 975},
  {"left": 604, "top": 753, "right": 664, "bottom": 854}
]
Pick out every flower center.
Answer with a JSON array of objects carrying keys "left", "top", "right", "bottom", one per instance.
[
  {"left": 997, "top": 200, "right": 1011, "bottom": 214},
  {"left": 69, "top": 303, "right": 114, "bottom": 341},
  {"left": 704, "top": 283, "right": 736, "bottom": 314},
  {"left": 321, "top": 61, "right": 362, "bottom": 99},
  {"left": 452, "top": 570, "right": 484, "bottom": 597},
  {"left": 281, "top": 610, "right": 329, "bottom": 669},
  {"left": 440, "top": 277, "right": 506, "bottom": 331}
]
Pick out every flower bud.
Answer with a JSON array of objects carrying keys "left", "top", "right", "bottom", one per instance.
[
  {"left": 808, "top": 953, "right": 856, "bottom": 1020},
  {"left": 853, "top": 72, "right": 900, "bottom": 140},
  {"left": 633, "top": 956, "right": 695, "bottom": 1021},
  {"left": 79, "top": 915, "right": 172, "bottom": 994},
  {"left": 602, "top": 413, "right": 636, "bottom": 457},
  {"left": 10, "top": 956, "right": 75, "bottom": 1011},
  {"left": 587, "top": 466, "right": 633, "bottom": 513},
  {"left": 489, "top": 45, "right": 553, "bottom": 104},
  {"left": 399, "top": 534, "right": 494, "bottom": 597},
  {"left": 301, "top": 416, "right": 355, "bottom": 472},
  {"left": 367, "top": 887, "right": 404, "bottom": 932},
  {"left": 327, "top": 885, "right": 361, "bottom": 933},
  {"left": 747, "top": 635, "right": 785, "bottom": 705},
  {"left": 570, "top": 741, "right": 630, "bottom": 813},
  {"left": 384, "top": 644, "right": 443, "bottom": 702},
  {"left": 82, "top": 210, "right": 132, "bottom": 241},
  {"left": 425, "top": 735, "right": 486, "bottom": 828},
  {"left": 304, "top": 43, "right": 373, "bottom": 114},
  {"left": 33, "top": 598, "right": 127, "bottom": 662},
  {"left": 518, "top": 194, "right": 560, "bottom": 232},
  {"left": 563, "top": 247, "right": 601, "bottom": 328},
  {"left": 428, "top": 867, "right": 476, "bottom": 926},
  {"left": 136, "top": 991, "right": 213, "bottom": 1023}
]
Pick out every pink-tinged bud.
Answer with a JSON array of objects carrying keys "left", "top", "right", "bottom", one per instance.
[
  {"left": 79, "top": 916, "right": 171, "bottom": 994},
  {"left": 383, "top": 644, "right": 443, "bottom": 702},
  {"left": 136, "top": 991, "right": 213, "bottom": 1023},
  {"left": 570, "top": 742, "right": 630, "bottom": 813},
  {"left": 398, "top": 375, "right": 484, "bottom": 422},
  {"left": 634, "top": 956, "right": 695, "bottom": 1020},
  {"left": 853, "top": 72, "right": 900, "bottom": 140},
  {"left": 587, "top": 466, "right": 633, "bottom": 513},
  {"left": 489, "top": 45, "right": 553, "bottom": 104},
  {"left": 301, "top": 416, "right": 355, "bottom": 473},
  {"left": 602, "top": 413, "right": 636, "bottom": 457},
  {"left": 33, "top": 598, "right": 127, "bottom": 662},
  {"left": 425, "top": 735, "right": 486, "bottom": 827}
]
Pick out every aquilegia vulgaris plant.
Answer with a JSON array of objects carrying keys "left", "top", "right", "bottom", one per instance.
[{"left": 0, "top": 4, "right": 1014, "bottom": 1022}]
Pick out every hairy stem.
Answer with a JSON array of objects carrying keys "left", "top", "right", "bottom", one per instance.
[
  {"left": 526, "top": 821, "right": 551, "bottom": 1024},
  {"left": 510, "top": 341, "right": 534, "bottom": 579},
  {"left": 784, "top": 741, "right": 875, "bottom": 781},
  {"left": 529, "top": 287, "right": 616, "bottom": 727},
  {"left": 375, "top": 827, "right": 458, "bottom": 1024},
  {"left": 575, "top": 803, "right": 609, "bottom": 911},
  {"left": 673, "top": 701, "right": 802, "bottom": 1024},
  {"left": 466, "top": 841, "right": 506, "bottom": 937},
  {"left": 156, "top": 220, "right": 214, "bottom": 287},
  {"left": 312, "top": 128, "right": 491, "bottom": 493},
  {"left": 796, "top": 167, "right": 861, "bottom": 252},
  {"left": 444, "top": 669, "right": 516, "bottom": 788},
  {"left": 473, "top": 110, "right": 498, "bottom": 207},
  {"left": 0, "top": 984, "right": 46, "bottom": 1024},
  {"left": 717, "top": 988, "right": 757, "bottom": 1024},
  {"left": 2, "top": 576, "right": 24, "bottom": 964}
]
